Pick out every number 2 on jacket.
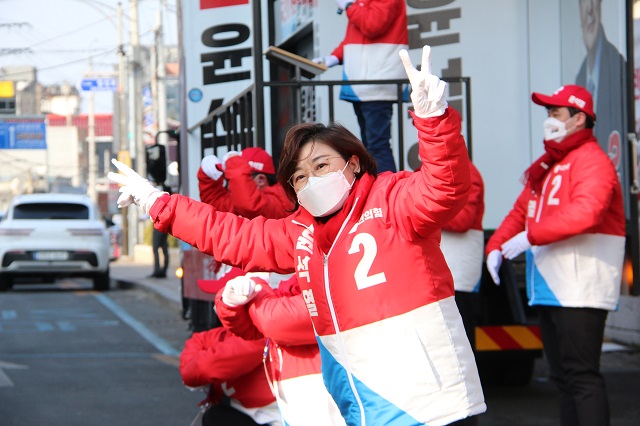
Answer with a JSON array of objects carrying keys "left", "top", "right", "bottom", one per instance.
[
  {"left": 348, "top": 233, "right": 387, "bottom": 290},
  {"left": 547, "top": 175, "right": 562, "bottom": 206}
]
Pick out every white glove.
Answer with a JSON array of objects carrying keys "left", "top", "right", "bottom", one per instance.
[
  {"left": 107, "top": 159, "right": 166, "bottom": 213},
  {"left": 501, "top": 231, "right": 531, "bottom": 260},
  {"left": 200, "top": 155, "right": 223, "bottom": 181},
  {"left": 336, "top": 0, "right": 352, "bottom": 11},
  {"left": 222, "top": 151, "right": 241, "bottom": 170},
  {"left": 486, "top": 250, "right": 502, "bottom": 285},
  {"left": 221, "top": 272, "right": 269, "bottom": 307},
  {"left": 399, "top": 45, "right": 448, "bottom": 118},
  {"left": 312, "top": 55, "right": 339, "bottom": 68}
]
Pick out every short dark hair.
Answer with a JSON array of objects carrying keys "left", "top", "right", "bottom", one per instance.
[
  {"left": 276, "top": 122, "right": 377, "bottom": 206},
  {"left": 567, "top": 106, "right": 594, "bottom": 128},
  {"left": 251, "top": 172, "right": 277, "bottom": 186}
]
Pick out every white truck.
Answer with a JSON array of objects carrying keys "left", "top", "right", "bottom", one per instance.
[{"left": 171, "top": 0, "right": 637, "bottom": 381}]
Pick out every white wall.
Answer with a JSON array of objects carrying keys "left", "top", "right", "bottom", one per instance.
[{"left": 47, "top": 126, "right": 81, "bottom": 186}]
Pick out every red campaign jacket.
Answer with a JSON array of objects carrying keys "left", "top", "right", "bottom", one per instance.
[
  {"left": 215, "top": 276, "right": 320, "bottom": 379},
  {"left": 486, "top": 133, "right": 625, "bottom": 310},
  {"left": 179, "top": 327, "right": 275, "bottom": 409},
  {"left": 198, "top": 155, "right": 293, "bottom": 220},
  {"left": 331, "top": 0, "right": 408, "bottom": 103},
  {"left": 443, "top": 161, "right": 484, "bottom": 233},
  {"left": 486, "top": 137, "right": 625, "bottom": 253},
  {"left": 151, "top": 108, "right": 486, "bottom": 424},
  {"left": 215, "top": 276, "right": 346, "bottom": 425},
  {"left": 197, "top": 154, "right": 294, "bottom": 296},
  {"left": 441, "top": 162, "right": 485, "bottom": 292}
]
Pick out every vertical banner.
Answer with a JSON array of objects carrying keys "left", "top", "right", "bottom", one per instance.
[
  {"left": 180, "top": 0, "right": 253, "bottom": 198},
  {"left": 560, "top": 0, "right": 628, "bottom": 213}
]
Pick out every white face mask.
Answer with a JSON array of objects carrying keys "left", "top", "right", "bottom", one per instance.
[
  {"left": 543, "top": 116, "right": 576, "bottom": 143},
  {"left": 297, "top": 162, "right": 355, "bottom": 217}
]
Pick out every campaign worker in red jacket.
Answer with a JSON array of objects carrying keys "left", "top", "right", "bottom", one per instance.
[
  {"left": 196, "top": 146, "right": 295, "bottom": 296},
  {"left": 213, "top": 273, "right": 346, "bottom": 426},
  {"left": 440, "top": 161, "right": 485, "bottom": 350},
  {"left": 313, "top": 0, "right": 408, "bottom": 173},
  {"left": 109, "top": 45, "right": 486, "bottom": 426},
  {"left": 198, "top": 147, "right": 293, "bottom": 219},
  {"left": 485, "top": 85, "right": 625, "bottom": 426},
  {"left": 180, "top": 326, "right": 281, "bottom": 426}
]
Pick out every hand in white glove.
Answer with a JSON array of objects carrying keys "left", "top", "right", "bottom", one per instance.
[
  {"left": 399, "top": 45, "right": 448, "bottom": 118},
  {"left": 222, "top": 151, "right": 241, "bottom": 170},
  {"left": 221, "top": 272, "right": 269, "bottom": 307},
  {"left": 200, "top": 155, "right": 223, "bottom": 181},
  {"left": 312, "top": 55, "right": 339, "bottom": 68},
  {"left": 501, "top": 231, "right": 531, "bottom": 260},
  {"left": 486, "top": 250, "right": 502, "bottom": 285},
  {"left": 107, "top": 159, "right": 167, "bottom": 213}
]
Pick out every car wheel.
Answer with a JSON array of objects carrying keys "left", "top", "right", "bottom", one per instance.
[
  {"left": 93, "top": 269, "right": 111, "bottom": 291},
  {"left": 0, "top": 273, "right": 14, "bottom": 291}
]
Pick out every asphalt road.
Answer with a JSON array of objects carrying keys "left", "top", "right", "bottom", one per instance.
[
  {"left": 2, "top": 277, "right": 640, "bottom": 426},
  {"left": 477, "top": 346, "right": 640, "bottom": 425},
  {"left": 0, "top": 278, "right": 201, "bottom": 426}
]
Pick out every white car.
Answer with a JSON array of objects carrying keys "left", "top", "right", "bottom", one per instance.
[{"left": 0, "top": 193, "right": 112, "bottom": 291}]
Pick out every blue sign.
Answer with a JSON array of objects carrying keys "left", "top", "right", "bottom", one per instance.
[
  {"left": 188, "top": 88, "right": 203, "bottom": 102},
  {"left": 81, "top": 78, "right": 117, "bottom": 92},
  {"left": 142, "top": 86, "right": 153, "bottom": 108},
  {"left": 0, "top": 121, "right": 47, "bottom": 149}
]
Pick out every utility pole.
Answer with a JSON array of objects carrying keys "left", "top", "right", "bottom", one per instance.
[
  {"left": 156, "top": 1, "right": 168, "bottom": 150},
  {"left": 117, "top": 1, "right": 129, "bottom": 255},
  {"left": 128, "top": 0, "right": 143, "bottom": 254},
  {"left": 87, "top": 56, "right": 97, "bottom": 203}
]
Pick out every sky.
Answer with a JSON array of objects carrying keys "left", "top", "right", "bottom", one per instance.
[{"left": 0, "top": 0, "right": 178, "bottom": 113}]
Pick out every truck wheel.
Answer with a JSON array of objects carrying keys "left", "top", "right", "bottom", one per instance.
[
  {"left": 93, "top": 269, "right": 111, "bottom": 291},
  {"left": 0, "top": 274, "right": 14, "bottom": 291}
]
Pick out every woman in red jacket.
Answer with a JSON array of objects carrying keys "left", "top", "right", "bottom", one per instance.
[{"left": 109, "top": 45, "right": 485, "bottom": 426}]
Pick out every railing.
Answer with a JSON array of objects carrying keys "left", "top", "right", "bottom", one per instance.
[{"left": 188, "top": 77, "right": 471, "bottom": 171}]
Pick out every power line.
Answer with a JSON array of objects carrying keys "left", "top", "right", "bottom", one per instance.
[
  {"left": 0, "top": 47, "right": 119, "bottom": 79},
  {"left": 0, "top": 22, "right": 32, "bottom": 29},
  {"left": 21, "top": 16, "right": 116, "bottom": 50}
]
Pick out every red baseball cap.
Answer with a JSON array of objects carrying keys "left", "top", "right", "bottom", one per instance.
[
  {"left": 531, "top": 85, "right": 596, "bottom": 121},
  {"left": 242, "top": 147, "right": 276, "bottom": 175}
]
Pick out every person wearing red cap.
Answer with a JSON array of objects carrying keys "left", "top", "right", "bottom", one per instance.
[
  {"left": 196, "top": 146, "right": 295, "bottom": 308},
  {"left": 485, "top": 84, "right": 625, "bottom": 426},
  {"left": 198, "top": 147, "right": 294, "bottom": 219}
]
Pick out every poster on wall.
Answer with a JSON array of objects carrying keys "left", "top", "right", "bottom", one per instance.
[{"left": 561, "top": 0, "right": 627, "bottom": 175}]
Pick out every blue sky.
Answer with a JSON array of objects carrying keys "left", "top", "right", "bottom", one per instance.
[{"left": 0, "top": 0, "right": 178, "bottom": 112}]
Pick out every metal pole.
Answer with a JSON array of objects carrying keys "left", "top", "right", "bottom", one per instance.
[
  {"left": 88, "top": 57, "right": 97, "bottom": 202},
  {"left": 128, "top": 0, "right": 143, "bottom": 255},
  {"left": 156, "top": 2, "right": 168, "bottom": 150},
  {"left": 252, "top": 0, "right": 265, "bottom": 148},
  {"left": 117, "top": 1, "right": 129, "bottom": 255}
]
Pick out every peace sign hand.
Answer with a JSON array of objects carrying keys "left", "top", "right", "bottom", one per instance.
[{"left": 399, "top": 45, "right": 448, "bottom": 118}]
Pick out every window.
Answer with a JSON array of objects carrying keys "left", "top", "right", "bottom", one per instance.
[{"left": 13, "top": 203, "right": 89, "bottom": 220}]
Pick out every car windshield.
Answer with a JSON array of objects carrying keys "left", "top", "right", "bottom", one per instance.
[{"left": 13, "top": 203, "right": 89, "bottom": 220}]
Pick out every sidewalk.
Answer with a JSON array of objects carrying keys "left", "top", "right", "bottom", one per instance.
[{"left": 109, "top": 246, "right": 182, "bottom": 305}]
